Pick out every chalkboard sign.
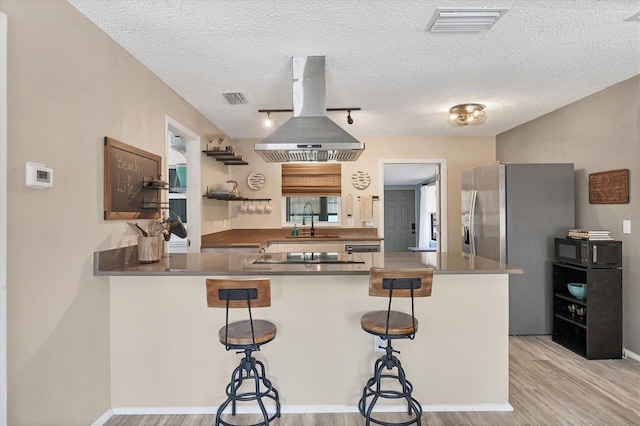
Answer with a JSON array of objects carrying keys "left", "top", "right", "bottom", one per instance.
[{"left": 104, "top": 137, "right": 162, "bottom": 220}]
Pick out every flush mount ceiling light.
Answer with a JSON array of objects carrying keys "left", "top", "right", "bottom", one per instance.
[
  {"left": 428, "top": 8, "right": 508, "bottom": 32},
  {"left": 448, "top": 104, "right": 486, "bottom": 127}
]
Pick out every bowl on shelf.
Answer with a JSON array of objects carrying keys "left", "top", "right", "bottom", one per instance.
[
  {"left": 567, "top": 283, "right": 587, "bottom": 300},
  {"left": 215, "top": 182, "right": 234, "bottom": 193}
]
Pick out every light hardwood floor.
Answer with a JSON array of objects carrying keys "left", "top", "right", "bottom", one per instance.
[{"left": 105, "top": 336, "right": 640, "bottom": 425}]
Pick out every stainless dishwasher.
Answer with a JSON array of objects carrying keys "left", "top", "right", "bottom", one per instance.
[{"left": 344, "top": 244, "right": 380, "bottom": 254}]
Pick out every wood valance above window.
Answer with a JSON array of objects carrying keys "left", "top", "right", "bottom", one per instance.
[{"left": 281, "top": 163, "right": 342, "bottom": 196}]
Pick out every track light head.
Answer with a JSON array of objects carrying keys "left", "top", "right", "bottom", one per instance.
[{"left": 347, "top": 110, "right": 353, "bottom": 125}]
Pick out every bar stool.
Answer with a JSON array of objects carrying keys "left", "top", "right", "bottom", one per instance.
[
  {"left": 206, "top": 278, "right": 281, "bottom": 426},
  {"left": 358, "top": 267, "right": 433, "bottom": 426}
]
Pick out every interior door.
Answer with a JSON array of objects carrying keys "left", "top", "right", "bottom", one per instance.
[{"left": 383, "top": 190, "right": 416, "bottom": 252}]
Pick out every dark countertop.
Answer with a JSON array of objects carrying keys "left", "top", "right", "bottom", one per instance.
[{"left": 94, "top": 249, "right": 523, "bottom": 276}]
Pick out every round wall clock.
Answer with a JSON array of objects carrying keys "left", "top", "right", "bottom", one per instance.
[
  {"left": 351, "top": 171, "right": 371, "bottom": 190},
  {"left": 247, "top": 172, "right": 266, "bottom": 190}
]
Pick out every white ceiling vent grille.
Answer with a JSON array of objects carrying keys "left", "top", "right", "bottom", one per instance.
[
  {"left": 625, "top": 11, "right": 640, "bottom": 22},
  {"left": 428, "top": 8, "right": 508, "bottom": 32},
  {"left": 221, "top": 92, "right": 248, "bottom": 105}
]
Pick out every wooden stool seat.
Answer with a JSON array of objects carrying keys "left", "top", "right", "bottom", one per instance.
[
  {"left": 219, "top": 319, "right": 277, "bottom": 346},
  {"left": 361, "top": 310, "right": 419, "bottom": 337}
]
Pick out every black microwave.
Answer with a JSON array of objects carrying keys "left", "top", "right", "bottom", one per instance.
[{"left": 554, "top": 238, "right": 622, "bottom": 268}]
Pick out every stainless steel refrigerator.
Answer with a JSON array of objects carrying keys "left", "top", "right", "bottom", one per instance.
[{"left": 462, "top": 162, "right": 575, "bottom": 335}]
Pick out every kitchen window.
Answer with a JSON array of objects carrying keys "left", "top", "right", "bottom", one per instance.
[
  {"left": 281, "top": 163, "right": 342, "bottom": 227},
  {"left": 283, "top": 196, "right": 341, "bottom": 225}
]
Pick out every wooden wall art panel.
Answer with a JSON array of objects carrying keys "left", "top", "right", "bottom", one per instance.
[{"left": 588, "top": 169, "right": 629, "bottom": 204}]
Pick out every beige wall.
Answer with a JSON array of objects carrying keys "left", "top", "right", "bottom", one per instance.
[
  {"left": 225, "top": 136, "right": 496, "bottom": 252},
  {"left": 496, "top": 75, "right": 640, "bottom": 354},
  {"left": 1, "top": 1, "right": 223, "bottom": 424}
]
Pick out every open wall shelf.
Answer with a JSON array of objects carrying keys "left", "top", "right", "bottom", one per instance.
[
  {"left": 202, "top": 150, "right": 248, "bottom": 165},
  {"left": 204, "top": 194, "right": 270, "bottom": 202}
]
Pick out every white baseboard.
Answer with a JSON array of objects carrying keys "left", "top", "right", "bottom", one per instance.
[
  {"left": 109, "top": 403, "right": 513, "bottom": 416},
  {"left": 623, "top": 348, "right": 640, "bottom": 362},
  {"left": 424, "top": 403, "right": 513, "bottom": 412},
  {"left": 112, "top": 406, "right": 217, "bottom": 415},
  {"left": 92, "top": 409, "right": 114, "bottom": 426}
]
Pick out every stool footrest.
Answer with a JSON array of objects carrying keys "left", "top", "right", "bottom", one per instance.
[
  {"left": 359, "top": 344, "right": 422, "bottom": 426},
  {"left": 216, "top": 354, "right": 281, "bottom": 426}
]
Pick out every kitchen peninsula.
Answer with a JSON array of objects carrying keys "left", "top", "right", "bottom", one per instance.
[{"left": 95, "top": 249, "right": 522, "bottom": 413}]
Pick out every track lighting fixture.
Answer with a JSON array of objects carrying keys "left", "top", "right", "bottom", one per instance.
[{"left": 259, "top": 107, "right": 360, "bottom": 126}]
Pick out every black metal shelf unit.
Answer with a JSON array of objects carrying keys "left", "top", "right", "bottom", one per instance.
[{"left": 552, "top": 261, "right": 622, "bottom": 359}]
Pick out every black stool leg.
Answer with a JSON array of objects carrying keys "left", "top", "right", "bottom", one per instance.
[
  {"left": 358, "top": 341, "right": 422, "bottom": 426},
  {"left": 215, "top": 349, "right": 281, "bottom": 426}
]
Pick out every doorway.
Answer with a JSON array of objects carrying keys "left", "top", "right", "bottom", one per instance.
[
  {"left": 379, "top": 159, "right": 447, "bottom": 253},
  {"left": 165, "top": 116, "right": 201, "bottom": 253}
]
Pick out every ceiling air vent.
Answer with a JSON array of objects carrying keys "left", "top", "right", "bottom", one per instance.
[
  {"left": 625, "top": 11, "right": 640, "bottom": 22},
  {"left": 221, "top": 92, "right": 248, "bottom": 105},
  {"left": 428, "top": 8, "right": 508, "bottom": 32}
]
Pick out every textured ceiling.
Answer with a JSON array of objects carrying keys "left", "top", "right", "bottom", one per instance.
[{"left": 68, "top": 0, "right": 640, "bottom": 140}]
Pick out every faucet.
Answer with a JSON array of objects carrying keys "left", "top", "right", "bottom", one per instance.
[{"left": 302, "top": 203, "right": 315, "bottom": 236}]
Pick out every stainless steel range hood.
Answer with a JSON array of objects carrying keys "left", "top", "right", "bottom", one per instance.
[{"left": 255, "top": 56, "right": 364, "bottom": 162}]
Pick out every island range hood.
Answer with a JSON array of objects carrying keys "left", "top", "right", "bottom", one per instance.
[{"left": 254, "top": 56, "right": 364, "bottom": 162}]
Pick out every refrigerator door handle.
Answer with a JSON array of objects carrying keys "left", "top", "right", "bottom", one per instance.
[{"left": 469, "top": 189, "right": 477, "bottom": 255}]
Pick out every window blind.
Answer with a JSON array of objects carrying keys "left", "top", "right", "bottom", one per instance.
[{"left": 281, "top": 163, "right": 342, "bottom": 196}]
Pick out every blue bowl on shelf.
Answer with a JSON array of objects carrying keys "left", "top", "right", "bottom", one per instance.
[{"left": 567, "top": 283, "right": 587, "bottom": 300}]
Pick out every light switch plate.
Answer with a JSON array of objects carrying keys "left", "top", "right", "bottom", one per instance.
[
  {"left": 623, "top": 220, "right": 631, "bottom": 234},
  {"left": 347, "top": 216, "right": 354, "bottom": 227}
]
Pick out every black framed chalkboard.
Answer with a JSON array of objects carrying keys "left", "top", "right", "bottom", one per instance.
[{"left": 104, "top": 137, "right": 162, "bottom": 220}]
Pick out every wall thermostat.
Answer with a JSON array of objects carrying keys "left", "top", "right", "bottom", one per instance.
[{"left": 25, "top": 162, "right": 53, "bottom": 189}]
